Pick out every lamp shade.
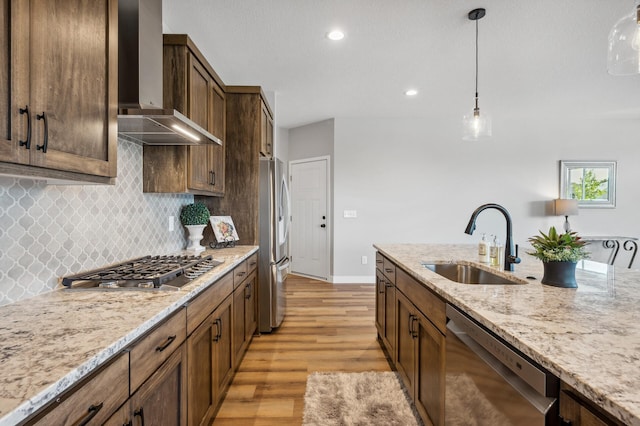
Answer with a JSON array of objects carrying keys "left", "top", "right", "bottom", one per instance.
[{"left": 555, "top": 199, "right": 579, "bottom": 216}]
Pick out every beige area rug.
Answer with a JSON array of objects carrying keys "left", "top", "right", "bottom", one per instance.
[{"left": 302, "top": 372, "right": 422, "bottom": 426}]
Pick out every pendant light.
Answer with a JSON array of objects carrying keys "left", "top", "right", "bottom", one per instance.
[
  {"left": 607, "top": 0, "right": 640, "bottom": 75},
  {"left": 462, "top": 8, "right": 492, "bottom": 141}
]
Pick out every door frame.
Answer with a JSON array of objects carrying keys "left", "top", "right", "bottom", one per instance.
[{"left": 288, "top": 155, "right": 331, "bottom": 281}]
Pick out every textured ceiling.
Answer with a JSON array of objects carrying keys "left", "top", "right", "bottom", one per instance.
[{"left": 162, "top": 0, "right": 640, "bottom": 129}]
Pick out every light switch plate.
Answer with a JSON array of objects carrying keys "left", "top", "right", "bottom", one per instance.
[{"left": 344, "top": 210, "right": 357, "bottom": 218}]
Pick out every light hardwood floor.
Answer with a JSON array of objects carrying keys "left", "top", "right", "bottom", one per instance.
[{"left": 212, "top": 275, "right": 392, "bottom": 425}]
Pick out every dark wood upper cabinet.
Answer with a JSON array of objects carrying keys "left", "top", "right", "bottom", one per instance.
[
  {"left": 143, "top": 34, "right": 226, "bottom": 196},
  {"left": 0, "top": 0, "right": 117, "bottom": 183}
]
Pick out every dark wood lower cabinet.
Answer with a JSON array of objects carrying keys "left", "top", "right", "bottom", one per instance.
[
  {"left": 187, "top": 295, "right": 233, "bottom": 426},
  {"left": 130, "top": 344, "right": 187, "bottom": 426},
  {"left": 392, "top": 271, "right": 446, "bottom": 426},
  {"left": 233, "top": 270, "right": 257, "bottom": 368},
  {"left": 559, "top": 382, "right": 623, "bottom": 426}
]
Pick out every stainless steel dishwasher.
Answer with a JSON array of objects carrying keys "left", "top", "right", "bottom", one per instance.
[{"left": 445, "top": 304, "right": 559, "bottom": 425}]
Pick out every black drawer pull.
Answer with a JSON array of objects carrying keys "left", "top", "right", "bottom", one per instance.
[
  {"left": 384, "top": 268, "right": 393, "bottom": 273},
  {"left": 36, "top": 112, "right": 48, "bottom": 153},
  {"left": 77, "top": 402, "right": 103, "bottom": 426},
  {"left": 155, "top": 335, "right": 176, "bottom": 352},
  {"left": 19, "top": 106, "right": 31, "bottom": 149},
  {"left": 237, "top": 271, "right": 246, "bottom": 277},
  {"left": 134, "top": 407, "right": 145, "bottom": 426}
]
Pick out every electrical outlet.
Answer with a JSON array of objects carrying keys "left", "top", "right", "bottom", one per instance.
[
  {"left": 168, "top": 216, "right": 175, "bottom": 232},
  {"left": 361, "top": 255, "right": 368, "bottom": 265}
]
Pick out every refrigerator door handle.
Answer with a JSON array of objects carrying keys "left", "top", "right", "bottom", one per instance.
[{"left": 277, "top": 258, "right": 290, "bottom": 271}]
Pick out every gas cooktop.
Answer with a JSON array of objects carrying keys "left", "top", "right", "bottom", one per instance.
[{"left": 61, "top": 255, "right": 223, "bottom": 290}]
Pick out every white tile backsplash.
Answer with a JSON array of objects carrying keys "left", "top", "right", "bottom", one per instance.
[{"left": 0, "top": 138, "right": 193, "bottom": 306}]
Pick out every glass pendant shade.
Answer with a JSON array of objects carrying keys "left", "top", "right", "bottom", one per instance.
[
  {"left": 607, "top": 3, "right": 640, "bottom": 75},
  {"left": 462, "top": 109, "right": 492, "bottom": 141}
]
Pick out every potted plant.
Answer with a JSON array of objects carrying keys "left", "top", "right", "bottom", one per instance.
[
  {"left": 527, "top": 226, "right": 589, "bottom": 288},
  {"left": 180, "top": 202, "right": 211, "bottom": 253}
]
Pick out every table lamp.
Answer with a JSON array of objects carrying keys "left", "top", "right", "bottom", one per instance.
[{"left": 555, "top": 199, "right": 579, "bottom": 232}]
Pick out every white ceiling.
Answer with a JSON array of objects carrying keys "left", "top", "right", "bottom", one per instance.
[{"left": 162, "top": 0, "right": 640, "bottom": 129}]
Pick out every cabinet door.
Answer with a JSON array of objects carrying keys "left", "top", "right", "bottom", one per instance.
[
  {"left": 27, "top": 0, "right": 117, "bottom": 177},
  {"left": 209, "top": 82, "right": 225, "bottom": 194},
  {"left": 232, "top": 281, "right": 247, "bottom": 367},
  {"left": 130, "top": 344, "right": 187, "bottom": 426},
  {"left": 187, "top": 313, "right": 216, "bottom": 426},
  {"left": 375, "top": 272, "right": 385, "bottom": 336},
  {"left": 244, "top": 272, "right": 257, "bottom": 339},
  {"left": 383, "top": 279, "right": 396, "bottom": 357},
  {"left": 260, "top": 102, "right": 273, "bottom": 158},
  {"left": 0, "top": 0, "right": 29, "bottom": 166},
  {"left": 395, "top": 291, "right": 416, "bottom": 399},
  {"left": 213, "top": 295, "right": 234, "bottom": 403},
  {"left": 415, "top": 310, "right": 445, "bottom": 426},
  {"left": 186, "top": 55, "right": 213, "bottom": 192}
]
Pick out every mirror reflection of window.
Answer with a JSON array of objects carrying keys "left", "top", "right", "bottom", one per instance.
[{"left": 560, "top": 161, "right": 616, "bottom": 208}]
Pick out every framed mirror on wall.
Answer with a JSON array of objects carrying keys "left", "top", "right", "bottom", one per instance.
[{"left": 560, "top": 161, "right": 617, "bottom": 208}]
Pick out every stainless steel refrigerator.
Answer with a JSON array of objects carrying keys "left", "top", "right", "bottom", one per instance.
[{"left": 258, "top": 157, "right": 290, "bottom": 333}]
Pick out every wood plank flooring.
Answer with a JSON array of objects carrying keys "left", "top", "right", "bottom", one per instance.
[{"left": 212, "top": 275, "right": 391, "bottom": 425}]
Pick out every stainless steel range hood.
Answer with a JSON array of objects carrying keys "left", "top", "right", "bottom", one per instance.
[{"left": 117, "top": 0, "right": 221, "bottom": 146}]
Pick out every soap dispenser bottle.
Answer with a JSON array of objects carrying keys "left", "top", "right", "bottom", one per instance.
[
  {"left": 478, "top": 233, "right": 490, "bottom": 263},
  {"left": 490, "top": 236, "right": 503, "bottom": 267}
]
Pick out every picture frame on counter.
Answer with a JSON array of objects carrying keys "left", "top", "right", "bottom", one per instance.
[{"left": 210, "top": 216, "right": 240, "bottom": 242}]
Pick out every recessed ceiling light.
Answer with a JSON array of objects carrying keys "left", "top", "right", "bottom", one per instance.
[
  {"left": 405, "top": 89, "right": 418, "bottom": 96},
  {"left": 327, "top": 30, "right": 345, "bottom": 41}
]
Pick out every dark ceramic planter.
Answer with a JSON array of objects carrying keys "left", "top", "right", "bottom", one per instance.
[{"left": 541, "top": 261, "right": 578, "bottom": 288}]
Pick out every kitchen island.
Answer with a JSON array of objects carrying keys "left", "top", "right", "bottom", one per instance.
[
  {"left": 0, "top": 245, "right": 257, "bottom": 426},
  {"left": 375, "top": 243, "right": 640, "bottom": 426}
]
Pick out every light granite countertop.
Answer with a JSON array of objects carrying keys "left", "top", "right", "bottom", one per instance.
[
  {"left": 374, "top": 243, "right": 640, "bottom": 426},
  {"left": 0, "top": 245, "right": 258, "bottom": 426}
]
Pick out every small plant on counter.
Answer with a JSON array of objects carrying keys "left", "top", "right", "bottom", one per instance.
[
  {"left": 527, "top": 226, "right": 589, "bottom": 263},
  {"left": 179, "top": 202, "right": 211, "bottom": 226}
]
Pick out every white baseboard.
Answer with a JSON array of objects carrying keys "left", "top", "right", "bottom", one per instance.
[{"left": 331, "top": 275, "right": 376, "bottom": 284}]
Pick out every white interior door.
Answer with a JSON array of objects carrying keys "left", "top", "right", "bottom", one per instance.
[{"left": 290, "top": 157, "right": 329, "bottom": 280}]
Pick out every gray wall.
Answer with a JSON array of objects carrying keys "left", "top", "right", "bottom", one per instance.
[
  {"left": 329, "top": 115, "right": 640, "bottom": 281},
  {"left": 0, "top": 139, "right": 193, "bottom": 305}
]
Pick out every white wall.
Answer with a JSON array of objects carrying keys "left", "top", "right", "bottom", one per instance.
[{"left": 332, "top": 115, "right": 640, "bottom": 281}]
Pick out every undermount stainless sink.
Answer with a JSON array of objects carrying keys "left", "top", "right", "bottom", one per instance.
[{"left": 421, "top": 262, "right": 526, "bottom": 285}]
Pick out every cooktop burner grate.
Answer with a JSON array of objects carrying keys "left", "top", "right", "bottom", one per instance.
[{"left": 61, "top": 255, "right": 221, "bottom": 288}]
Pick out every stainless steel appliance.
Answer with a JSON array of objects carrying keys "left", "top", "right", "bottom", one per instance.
[
  {"left": 445, "top": 304, "right": 559, "bottom": 425},
  {"left": 61, "top": 255, "right": 222, "bottom": 290},
  {"left": 258, "top": 157, "right": 291, "bottom": 332}
]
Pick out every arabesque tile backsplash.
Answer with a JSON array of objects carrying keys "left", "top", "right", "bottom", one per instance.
[{"left": 0, "top": 139, "right": 193, "bottom": 306}]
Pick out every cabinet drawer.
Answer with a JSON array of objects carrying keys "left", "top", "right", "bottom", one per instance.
[
  {"left": 233, "top": 260, "right": 249, "bottom": 289},
  {"left": 382, "top": 257, "right": 396, "bottom": 284},
  {"left": 130, "top": 309, "right": 187, "bottom": 392},
  {"left": 186, "top": 272, "right": 233, "bottom": 335},
  {"left": 396, "top": 268, "right": 446, "bottom": 334},
  {"left": 247, "top": 252, "right": 258, "bottom": 273},
  {"left": 376, "top": 252, "right": 384, "bottom": 272},
  {"left": 29, "top": 353, "right": 129, "bottom": 426}
]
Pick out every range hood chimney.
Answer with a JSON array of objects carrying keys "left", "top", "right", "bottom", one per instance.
[{"left": 117, "top": 0, "right": 221, "bottom": 145}]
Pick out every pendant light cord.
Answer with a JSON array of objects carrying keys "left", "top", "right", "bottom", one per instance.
[{"left": 474, "top": 18, "right": 479, "bottom": 110}]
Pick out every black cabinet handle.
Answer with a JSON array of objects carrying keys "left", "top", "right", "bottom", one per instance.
[
  {"left": 19, "top": 106, "right": 31, "bottom": 149},
  {"left": 36, "top": 112, "right": 48, "bottom": 153},
  {"left": 384, "top": 268, "right": 393, "bottom": 273},
  {"left": 320, "top": 224, "right": 326, "bottom": 228},
  {"left": 378, "top": 279, "right": 385, "bottom": 294},
  {"left": 76, "top": 402, "right": 103, "bottom": 426},
  {"left": 134, "top": 407, "right": 145, "bottom": 426},
  {"left": 408, "top": 314, "right": 414, "bottom": 335},
  {"left": 212, "top": 318, "right": 222, "bottom": 342},
  {"left": 237, "top": 271, "right": 246, "bottom": 277},
  {"left": 245, "top": 283, "right": 252, "bottom": 300},
  {"left": 209, "top": 171, "right": 216, "bottom": 186},
  {"left": 411, "top": 316, "right": 418, "bottom": 338},
  {"left": 155, "top": 335, "right": 176, "bottom": 352}
]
